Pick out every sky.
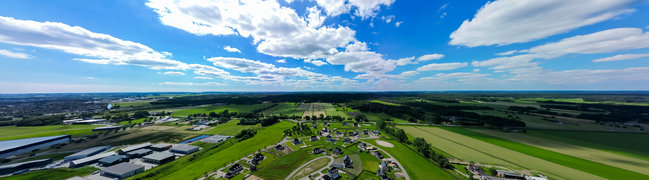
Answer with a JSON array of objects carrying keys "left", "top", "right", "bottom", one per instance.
[{"left": 0, "top": 0, "right": 648, "bottom": 93}]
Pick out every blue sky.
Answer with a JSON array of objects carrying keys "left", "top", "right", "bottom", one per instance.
[{"left": 0, "top": 0, "right": 648, "bottom": 93}]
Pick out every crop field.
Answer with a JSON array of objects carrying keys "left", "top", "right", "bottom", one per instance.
[
  {"left": 515, "top": 98, "right": 649, "bottom": 106},
  {"left": 0, "top": 125, "right": 101, "bottom": 141},
  {"left": 365, "top": 139, "right": 455, "bottom": 180},
  {"left": 370, "top": 100, "right": 403, "bottom": 106},
  {"left": 398, "top": 126, "right": 604, "bottom": 180},
  {"left": 322, "top": 103, "right": 349, "bottom": 118},
  {"left": 296, "top": 103, "right": 310, "bottom": 111},
  {"left": 203, "top": 119, "right": 261, "bottom": 136},
  {"left": 527, "top": 130, "right": 649, "bottom": 160},
  {"left": 365, "top": 112, "right": 409, "bottom": 123},
  {"left": 265, "top": 102, "right": 302, "bottom": 116},
  {"left": 129, "top": 121, "right": 293, "bottom": 180},
  {"left": 468, "top": 128, "right": 649, "bottom": 177},
  {"left": 172, "top": 103, "right": 275, "bottom": 117},
  {"left": 301, "top": 103, "right": 326, "bottom": 119}
]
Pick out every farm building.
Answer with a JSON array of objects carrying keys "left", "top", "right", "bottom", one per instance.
[
  {"left": 118, "top": 142, "right": 152, "bottom": 154},
  {"left": 149, "top": 144, "right": 172, "bottom": 151},
  {"left": 0, "top": 159, "right": 52, "bottom": 175},
  {"left": 98, "top": 155, "right": 129, "bottom": 167},
  {"left": 170, "top": 144, "right": 199, "bottom": 154},
  {"left": 0, "top": 135, "right": 71, "bottom": 158},
  {"left": 143, "top": 152, "right": 175, "bottom": 164},
  {"left": 64, "top": 146, "right": 110, "bottom": 162},
  {"left": 69, "top": 151, "right": 116, "bottom": 168},
  {"left": 496, "top": 170, "right": 525, "bottom": 179},
  {"left": 126, "top": 149, "right": 152, "bottom": 158},
  {"left": 100, "top": 162, "right": 144, "bottom": 179}
]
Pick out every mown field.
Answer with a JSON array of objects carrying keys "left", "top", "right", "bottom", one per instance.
[
  {"left": 172, "top": 104, "right": 275, "bottom": 117},
  {"left": 322, "top": 103, "right": 349, "bottom": 118},
  {"left": 527, "top": 130, "right": 649, "bottom": 160},
  {"left": 128, "top": 121, "right": 293, "bottom": 180},
  {"left": 1, "top": 166, "right": 97, "bottom": 180},
  {"left": 365, "top": 139, "right": 455, "bottom": 180},
  {"left": 0, "top": 125, "right": 101, "bottom": 141},
  {"left": 399, "top": 126, "right": 604, "bottom": 180},
  {"left": 256, "top": 149, "right": 314, "bottom": 179},
  {"left": 264, "top": 102, "right": 302, "bottom": 116},
  {"left": 203, "top": 119, "right": 261, "bottom": 136},
  {"left": 370, "top": 100, "right": 403, "bottom": 106}
]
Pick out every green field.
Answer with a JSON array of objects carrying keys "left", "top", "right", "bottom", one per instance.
[
  {"left": 290, "top": 157, "right": 331, "bottom": 180},
  {"left": 527, "top": 130, "right": 649, "bottom": 160},
  {"left": 265, "top": 102, "right": 302, "bottom": 116},
  {"left": 119, "top": 118, "right": 146, "bottom": 125},
  {"left": 365, "top": 112, "right": 409, "bottom": 123},
  {"left": 256, "top": 149, "right": 314, "bottom": 179},
  {"left": 322, "top": 103, "right": 350, "bottom": 118},
  {"left": 0, "top": 125, "right": 101, "bottom": 141},
  {"left": 365, "top": 139, "right": 455, "bottom": 180},
  {"left": 203, "top": 119, "right": 261, "bottom": 136},
  {"left": 370, "top": 100, "right": 403, "bottom": 106},
  {"left": 172, "top": 104, "right": 275, "bottom": 117},
  {"left": 128, "top": 121, "right": 293, "bottom": 180},
  {"left": 1, "top": 166, "right": 97, "bottom": 180},
  {"left": 114, "top": 101, "right": 153, "bottom": 107},
  {"left": 399, "top": 126, "right": 605, "bottom": 180},
  {"left": 515, "top": 98, "right": 649, "bottom": 106},
  {"left": 446, "top": 128, "right": 649, "bottom": 179}
]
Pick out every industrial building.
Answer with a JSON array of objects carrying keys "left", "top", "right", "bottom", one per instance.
[
  {"left": 0, "top": 159, "right": 52, "bottom": 175},
  {"left": 149, "top": 144, "right": 172, "bottom": 151},
  {"left": 200, "top": 134, "right": 232, "bottom": 143},
  {"left": 100, "top": 162, "right": 144, "bottom": 179},
  {"left": 170, "top": 144, "right": 199, "bottom": 154},
  {"left": 70, "top": 151, "right": 116, "bottom": 168},
  {"left": 64, "top": 146, "right": 110, "bottom": 162},
  {"left": 98, "top": 155, "right": 129, "bottom": 167},
  {"left": 118, "top": 142, "right": 152, "bottom": 154},
  {"left": 126, "top": 149, "right": 152, "bottom": 158},
  {"left": 142, "top": 152, "right": 175, "bottom": 164},
  {"left": 92, "top": 125, "right": 124, "bottom": 132},
  {"left": 0, "top": 135, "right": 71, "bottom": 158},
  {"left": 62, "top": 119, "right": 106, "bottom": 124}
]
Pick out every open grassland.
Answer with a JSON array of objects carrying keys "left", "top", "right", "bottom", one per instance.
[
  {"left": 527, "top": 130, "right": 649, "bottom": 160},
  {"left": 0, "top": 125, "right": 101, "bottom": 141},
  {"left": 265, "top": 102, "right": 302, "bottom": 116},
  {"left": 322, "top": 103, "right": 349, "bottom": 118},
  {"left": 256, "top": 149, "right": 314, "bottom": 179},
  {"left": 290, "top": 157, "right": 331, "bottom": 180},
  {"left": 370, "top": 100, "right": 403, "bottom": 106},
  {"left": 365, "top": 139, "right": 455, "bottom": 180},
  {"left": 129, "top": 121, "right": 293, "bottom": 180},
  {"left": 115, "top": 100, "right": 153, "bottom": 107},
  {"left": 365, "top": 112, "right": 409, "bottom": 123},
  {"left": 399, "top": 126, "right": 604, "bottom": 180},
  {"left": 516, "top": 98, "right": 649, "bottom": 106},
  {"left": 469, "top": 128, "right": 649, "bottom": 176},
  {"left": 119, "top": 118, "right": 146, "bottom": 125},
  {"left": 172, "top": 103, "right": 275, "bottom": 117},
  {"left": 1, "top": 166, "right": 97, "bottom": 180},
  {"left": 358, "top": 152, "right": 380, "bottom": 172},
  {"left": 203, "top": 119, "right": 261, "bottom": 136}
]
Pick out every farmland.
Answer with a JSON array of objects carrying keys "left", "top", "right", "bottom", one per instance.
[
  {"left": 301, "top": 103, "right": 326, "bottom": 119},
  {"left": 203, "top": 119, "right": 261, "bottom": 136},
  {"left": 365, "top": 139, "right": 455, "bottom": 180},
  {"left": 526, "top": 130, "right": 649, "bottom": 160},
  {"left": 0, "top": 125, "right": 101, "bottom": 141},
  {"left": 1, "top": 166, "right": 97, "bottom": 180},
  {"left": 172, "top": 103, "right": 275, "bottom": 117}
]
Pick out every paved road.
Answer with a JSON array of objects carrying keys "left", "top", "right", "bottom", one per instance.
[
  {"left": 361, "top": 139, "right": 411, "bottom": 180},
  {"left": 285, "top": 156, "right": 333, "bottom": 180}
]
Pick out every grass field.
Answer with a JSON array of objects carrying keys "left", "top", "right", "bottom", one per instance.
[
  {"left": 527, "top": 130, "right": 649, "bottom": 161},
  {"left": 370, "top": 100, "right": 403, "bottom": 106},
  {"left": 119, "top": 118, "right": 146, "bottom": 125},
  {"left": 256, "top": 149, "right": 314, "bottom": 179},
  {"left": 365, "top": 139, "right": 455, "bottom": 180},
  {"left": 515, "top": 98, "right": 649, "bottom": 106},
  {"left": 0, "top": 125, "right": 101, "bottom": 141},
  {"left": 128, "top": 121, "right": 293, "bottom": 180},
  {"left": 358, "top": 152, "right": 380, "bottom": 172},
  {"left": 1, "top": 166, "right": 97, "bottom": 180},
  {"left": 115, "top": 100, "right": 153, "bottom": 107},
  {"left": 203, "top": 119, "right": 260, "bottom": 136},
  {"left": 172, "top": 104, "right": 275, "bottom": 117},
  {"left": 265, "top": 102, "right": 302, "bottom": 116},
  {"left": 322, "top": 103, "right": 350, "bottom": 118},
  {"left": 398, "top": 126, "right": 604, "bottom": 180},
  {"left": 290, "top": 157, "right": 331, "bottom": 180},
  {"left": 365, "top": 112, "right": 409, "bottom": 123}
]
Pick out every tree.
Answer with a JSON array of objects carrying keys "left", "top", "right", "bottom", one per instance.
[{"left": 133, "top": 111, "right": 150, "bottom": 119}]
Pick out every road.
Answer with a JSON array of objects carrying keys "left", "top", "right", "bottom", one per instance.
[
  {"left": 361, "top": 139, "right": 411, "bottom": 180},
  {"left": 285, "top": 156, "right": 333, "bottom": 180}
]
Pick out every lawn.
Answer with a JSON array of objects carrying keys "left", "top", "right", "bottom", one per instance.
[
  {"left": 527, "top": 130, "right": 649, "bottom": 161},
  {"left": 203, "top": 119, "right": 261, "bottom": 136},
  {"left": 364, "top": 139, "right": 455, "bottom": 180},
  {"left": 2, "top": 166, "right": 97, "bottom": 180},
  {"left": 358, "top": 152, "right": 380, "bottom": 172},
  {"left": 370, "top": 100, "right": 403, "bottom": 106},
  {"left": 256, "top": 149, "right": 314, "bottom": 179},
  {"left": 290, "top": 157, "right": 331, "bottom": 180},
  {"left": 172, "top": 104, "right": 275, "bottom": 117},
  {"left": 447, "top": 128, "right": 649, "bottom": 179},
  {"left": 398, "top": 126, "right": 604, "bottom": 180},
  {"left": 128, "top": 121, "right": 293, "bottom": 180},
  {"left": 0, "top": 125, "right": 101, "bottom": 141}
]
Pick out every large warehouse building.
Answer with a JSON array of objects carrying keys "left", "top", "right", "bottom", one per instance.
[
  {"left": 64, "top": 146, "right": 110, "bottom": 162},
  {"left": 100, "top": 162, "right": 144, "bottom": 179},
  {"left": 0, "top": 135, "right": 71, "bottom": 158}
]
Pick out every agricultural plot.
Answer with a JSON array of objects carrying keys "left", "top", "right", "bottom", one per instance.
[
  {"left": 203, "top": 119, "right": 261, "bottom": 136},
  {"left": 266, "top": 102, "right": 302, "bottom": 116},
  {"left": 0, "top": 125, "right": 101, "bottom": 141},
  {"left": 399, "top": 126, "right": 604, "bottom": 180},
  {"left": 322, "top": 103, "right": 349, "bottom": 118},
  {"left": 2, "top": 166, "right": 97, "bottom": 180},
  {"left": 172, "top": 103, "right": 275, "bottom": 117},
  {"left": 365, "top": 139, "right": 455, "bottom": 180},
  {"left": 527, "top": 130, "right": 649, "bottom": 161},
  {"left": 469, "top": 128, "right": 649, "bottom": 176},
  {"left": 301, "top": 103, "right": 326, "bottom": 119},
  {"left": 370, "top": 100, "right": 403, "bottom": 106}
]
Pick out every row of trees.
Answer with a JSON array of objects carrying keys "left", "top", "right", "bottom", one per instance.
[
  {"left": 376, "top": 119, "right": 452, "bottom": 169},
  {"left": 283, "top": 122, "right": 314, "bottom": 136}
]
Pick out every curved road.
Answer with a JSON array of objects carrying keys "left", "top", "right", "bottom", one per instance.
[
  {"left": 361, "top": 140, "right": 411, "bottom": 180},
  {"left": 285, "top": 156, "right": 334, "bottom": 180}
]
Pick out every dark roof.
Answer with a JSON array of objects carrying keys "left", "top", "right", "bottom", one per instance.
[
  {"left": 67, "top": 146, "right": 109, "bottom": 158},
  {"left": 99, "top": 155, "right": 127, "bottom": 164},
  {"left": 101, "top": 162, "right": 143, "bottom": 175},
  {"left": 127, "top": 149, "right": 152, "bottom": 155},
  {"left": 0, "top": 135, "right": 70, "bottom": 153}
]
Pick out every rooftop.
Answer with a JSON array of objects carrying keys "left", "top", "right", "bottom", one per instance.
[
  {"left": 143, "top": 152, "right": 174, "bottom": 161},
  {"left": 120, "top": 142, "right": 152, "bottom": 153},
  {"left": 0, "top": 135, "right": 70, "bottom": 153},
  {"left": 67, "top": 146, "right": 109, "bottom": 157},
  {"left": 101, "top": 162, "right": 144, "bottom": 175},
  {"left": 71, "top": 151, "right": 116, "bottom": 165},
  {"left": 171, "top": 144, "right": 198, "bottom": 152}
]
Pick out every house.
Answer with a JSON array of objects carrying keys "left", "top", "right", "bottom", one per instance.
[
  {"left": 363, "top": 129, "right": 369, "bottom": 135},
  {"left": 332, "top": 163, "right": 345, "bottom": 170},
  {"left": 348, "top": 131, "right": 358, "bottom": 136},
  {"left": 274, "top": 144, "right": 285, "bottom": 151},
  {"left": 98, "top": 155, "right": 129, "bottom": 167},
  {"left": 225, "top": 164, "right": 243, "bottom": 179},
  {"left": 344, "top": 155, "right": 353, "bottom": 168},
  {"left": 100, "top": 162, "right": 144, "bottom": 179},
  {"left": 313, "top": 148, "right": 324, "bottom": 154},
  {"left": 377, "top": 161, "right": 390, "bottom": 180},
  {"left": 358, "top": 142, "right": 367, "bottom": 150},
  {"left": 332, "top": 147, "right": 343, "bottom": 155},
  {"left": 292, "top": 138, "right": 302, "bottom": 145},
  {"left": 374, "top": 151, "right": 384, "bottom": 159},
  {"left": 251, "top": 153, "right": 264, "bottom": 165},
  {"left": 496, "top": 170, "right": 525, "bottom": 179},
  {"left": 310, "top": 136, "right": 318, "bottom": 141},
  {"left": 170, "top": 144, "right": 199, "bottom": 154},
  {"left": 142, "top": 152, "right": 175, "bottom": 164},
  {"left": 322, "top": 127, "right": 328, "bottom": 132},
  {"left": 342, "top": 137, "right": 352, "bottom": 143},
  {"left": 327, "top": 167, "right": 341, "bottom": 180},
  {"left": 380, "top": 161, "right": 389, "bottom": 172},
  {"left": 326, "top": 135, "right": 333, "bottom": 142}
]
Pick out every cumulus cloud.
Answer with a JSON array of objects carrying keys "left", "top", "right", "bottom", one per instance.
[
  {"left": 0, "top": 16, "right": 188, "bottom": 70},
  {"left": 593, "top": 53, "right": 649, "bottom": 62},
  {"left": 223, "top": 46, "right": 241, "bottom": 53},
  {"left": 395, "top": 21, "right": 403, "bottom": 27},
  {"left": 0, "top": 49, "right": 31, "bottom": 59},
  {"left": 275, "top": 59, "right": 287, "bottom": 63},
  {"left": 381, "top": 15, "right": 395, "bottom": 23},
  {"left": 194, "top": 76, "right": 214, "bottom": 80},
  {"left": 450, "top": 0, "right": 637, "bottom": 47},
  {"left": 159, "top": 71, "right": 185, "bottom": 76},
  {"left": 417, "top": 62, "right": 468, "bottom": 71},
  {"left": 315, "top": 0, "right": 395, "bottom": 19},
  {"left": 160, "top": 82, "right": 226, "bottom": 86},
  {"left": 495, "top": 50, "right": 517, "bottom": 56},
  {"left": 416, "top": 53, "right": 444, "bottom": 61}
]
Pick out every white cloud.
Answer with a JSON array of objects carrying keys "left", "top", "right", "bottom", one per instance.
[
  {"left": 0, "top": 49, "right": 31, "bottom": 59},
  {"left": 159, "top": 71, "right": 185, "bottom": 76},
  {"left": 395, "top": 21, "right": 403, "bottom": 27},
  {"left": 223, "top": 46, "right": 241, "bottom": 53},
  {"left": 193, "top": 76, "right": 214, "bottom": 80},
  {"left": 0, "top": 16, "right": 188, "bottom": 70},
  {"left": 275, "top": 59, "right": 287, "bottom": 63},
  {"left": 315, "top": 0, "right": 395, "bottom": 19},
  {"left": 416, "top": 53, "right": 444, "bottom": 61},
  {"left": 449, "top": 0, "right": 637, "bottom": 47},
  {"left": 495, "top": 50, "right": 517, "bottom": 56},
  {"left": 417, "top": 62, "right": 468, "bottom": 71},
  {"left": 381, "top": 15, "right": 395, "bottom": 23},
  {"left": 310, "top": 60, "right": 327, "bottom": 66},
  {"left": 393, "top": 56, "right": 415, "bottom": 66},
  {"left": 593, "top": 53, "right": 649, "bottom": 62},
  {"left": 542, "top": 67, "right": 649, "bottom": 84},
  {"left": 160, "top": 82, "right": 226, "bottom": 86},
  {"left": 83, "top": 76, "right": 96, "bottom": 80}
]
